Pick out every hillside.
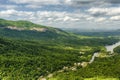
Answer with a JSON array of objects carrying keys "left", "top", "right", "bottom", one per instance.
[
  {"left": 48, "top": 54, "right": 120, "bottom": 80},
  {"left": 0, "top": 36, "right": 119, "bottom": 80},
  {"left": 0, "top": 19, "right": 74, "bottom": 40},
  {"left": 0, "top": 19, "right": 120, "bottom": 80},
  {"left": 0, "top": 37, "right": 83, "bottom": 80},
  {"left": 48, "top": 44, "right": 120, "bottom": 80},
  {"left": 0, "top": 19, "right": 119, "bottom": 45},
  {"left": 76, "top": 30, "right": 120, "bottom": 37},
  {"left": 64, "top": 28, "right": 120, "bottom": 37}
]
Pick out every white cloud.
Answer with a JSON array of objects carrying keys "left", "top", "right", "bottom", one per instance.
[
  {"left": 36, "top": 11, "right": 82, "bottom": 22},
  {"left": 86, "top": 16, "right": 94, "bottom": 20},
  {"left": 10, "top": 0, "right": 120, "bottom": 5},
  {"left": 0, "top": 9, "right": 87, "bottom": 27},
  {"left": 105, "top": 0, "right": 120, "bottom": 4},
  {"left": 10, "top": 0, "right": 61, "bottom": 5},
  {"left": 86, "top": 7, "right": 120, "bottom": 22},
  {"left": 88, "top": 7, "right": 120, "bottom": 16},
  {"left": 95, "top": 17, "right": 106, "bottom": 22},
  {"left": 0, "top": 9, "right": 34, "bottom": 20},
  {"left": 0, "top": 4, "right": 17, "bottom": 9},
  {"left": 110, "top": 16, "right": 120, "bottom": 21},
  {"left": 0, "top": 8, "right": 119, "bottom": 29},
  {"left": 63, "top": 16, "right": 80, "bottom": 22},
  {"left": 62, "top": 0, "right": 119, "bottom": 8},
  {"left": 0, "top": 9, "right": 119, "bottom": 24},
  {"left": 0, "top": 9, "right": 16, "bottom": 17},
  {"left": 64, "top": 0, "right": 95, "bottom": 5},
  {"left": 25, "top": 5, "right": 42, "bottom": 9}
]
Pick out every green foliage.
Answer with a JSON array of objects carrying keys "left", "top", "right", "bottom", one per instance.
[
  {"left": 0, "top": 37, "right": 87, "bottom": 80},
  {"left": 0, "top": 37, "right": 118, "bottom": 80},
  {"left": 0, "top": 18, "right": 43, "bottom": 28},
  {"left": 0, "top": 18, "right": 119, "bottom": 46},
  {"left": 0, "top": 18, "right": 79, "bottom": 42},
  {"left": 0, "top": 18, "right": 119, "bottom": 80},
  {"left": 67, "top": 29, "right": 120, "bottom": 37},
  {"left": 49, "top": 55, "right": 120, "bottom": 80},
  {"left": 114, "top": 46, "right": 120, "bottom": 53}
]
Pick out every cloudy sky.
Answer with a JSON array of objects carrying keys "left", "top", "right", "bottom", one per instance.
[{"left": 0, "top": 0, "right": 120, "bottom": 30}]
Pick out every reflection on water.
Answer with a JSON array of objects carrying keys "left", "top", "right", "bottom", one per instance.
[
  {"left": 89, "top": 52, "right": 99, "bottom": 64},
  {"left": 89, "top": 41, "right": 120, "bottom": 64},
  {"left": 105, "top": 41, "right": 120, "bottom": 53}
]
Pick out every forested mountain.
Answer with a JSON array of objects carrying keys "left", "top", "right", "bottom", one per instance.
[
  {"left": 64, "top": 28, "right": 120, "bottom": 37},
  {"left": 75, "top": 30, "right": 120, "bottom": 37},
  {"left": 114, "top": 45, "right": 120, "bottom": 53},
  {"left": 0, "top": 19, "right": 120, "bottom": 80},
  {"left": 48, "top": 54, "right": 120, "bottom": 80},
  {"left": 0, "top": 19, "right": 75, "bottom": 40},
  {"left": 0, "top": 36, "right": 119, "bottom": 80}
]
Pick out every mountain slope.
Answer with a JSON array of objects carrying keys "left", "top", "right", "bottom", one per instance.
[
  {"left": 0, "top": 34, "right": 119, "bottom": 80},
  {"left": 48, "top": 54, "right": 120, "bottom": 80},
  {"left": 0, "top": 37, "right": 83, "bottom": 80},
  {"left": 65, "top": 28, "right": 120, "bottom": 37},
  {"left": 0, "top": 19, "right": 120, "bottom": 80},
  {"left": 0, "top": 19, "right": 119, "bottom": 45},
  {"left": 0, "top": 19, "right": 74, "bottom": 40}
]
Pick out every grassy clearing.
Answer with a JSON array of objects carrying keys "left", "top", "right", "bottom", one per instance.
[
  {"left": 85, "top": 77, "right": 119, "bottom": 80},
  {"left": 48, "top": 77, "right": 119, "bottom": 80}
]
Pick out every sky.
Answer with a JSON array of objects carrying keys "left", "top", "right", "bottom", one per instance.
[{"left": 0, "top": 0, "right": 120, "bottom": 30}]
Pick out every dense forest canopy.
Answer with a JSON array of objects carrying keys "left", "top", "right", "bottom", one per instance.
[{"left": 0, "top": 19, "right": 120, "bottom": 80}]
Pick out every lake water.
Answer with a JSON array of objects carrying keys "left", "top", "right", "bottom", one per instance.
[
  {"left": 105, "top": 41, "right": 120, "bottom": 53},
  {"left": 89, "top": 52, "right": 99, "bottom": 64},
  {"left": 89, "top": 41, "right": 120, "bottom": 64}
]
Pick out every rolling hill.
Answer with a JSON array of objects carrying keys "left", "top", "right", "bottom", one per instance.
[
  {"left": 0, "top": 18, "right": 75, "bottom": 40},
  {"left": 0, "top": 19, "right": 119, "bottom": 80}
]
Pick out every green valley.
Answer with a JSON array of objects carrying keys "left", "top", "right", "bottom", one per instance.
[{"left": 0, "top": 19, "right": 120, "bottom": 80}]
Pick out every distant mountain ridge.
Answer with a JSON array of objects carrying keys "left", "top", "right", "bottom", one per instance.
[
  {"left": 0, "top": 18, "right": 78, "bottom": 40},
  {"left": 0, "top": 18, "right": 62, "bottom": 32},
  {"left": 64, "top": 28, "right": 120, "bottom": 37}
]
